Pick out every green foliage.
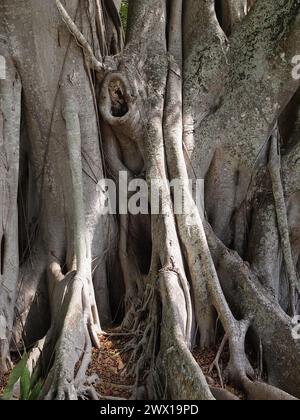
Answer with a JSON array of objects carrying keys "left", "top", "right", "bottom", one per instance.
[
  {"left": 0, "top": 353, "right": 43, "bottom": 401},
  {"left": 120, "top": 0, "right": 128, "bottom": 32}
]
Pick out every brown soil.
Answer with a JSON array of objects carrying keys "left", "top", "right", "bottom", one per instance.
[
  {"left": 193, "top": 343, "right": 246, "bottom": 400},
  {"left": 0, "top": 370, "right": 11, "bottom": 397},
  {"left": 88, "top": 334, "right": 137, "bottom": 399},
  {"left": 88, "top": 332, "right": 249, "bottom": 400}
]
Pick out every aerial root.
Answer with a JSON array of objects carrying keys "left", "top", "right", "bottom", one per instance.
[
  {"left": 209, "top": 334, "right": 228, "bottom": 388},
  {"left": 269, "top": 131, "right": 299, "bottom": 312},
  {"left": 80, "top": 386, "right": 127, "bottom": 401},
  {"left": 205, "top": 220, "right": 300, "bottom": 397},
  {"left": 55, "top": 0, "right": 114, "bottom": 74},
  {"left": 38, "top": 269, "right": 98, "bottom": 400},
  {"left": 241, "top": 377, "right": 298, "bottom": 400},
  {"left": 210, "top": 387, "right": 240, "bottom": 400},
  {"left": 224, "top": 319, "right": 254, "bottom": 385},
  {"left": 118, "top": 284, "right": 155, "bottom": 332},
  {"left": 116, "top": 284, "right": 159, "bottom": 399},
  {"left": 41, "top": 330, "right": 91, "bottom": 401}
]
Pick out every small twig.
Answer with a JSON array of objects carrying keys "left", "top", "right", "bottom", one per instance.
[{"left": 209, "top": 334, "right": 228, "bottom": 388}]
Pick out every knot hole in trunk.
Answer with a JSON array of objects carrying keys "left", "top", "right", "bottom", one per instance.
[
  {"left": 108, "top": 79, "right": 129, "bottom": 118},
  {"left": 0, "top": 235, "right": 5, "bottom": 275}
]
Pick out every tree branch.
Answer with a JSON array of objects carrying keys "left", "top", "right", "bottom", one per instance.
[
  {"left": 55, "top": 0, "right": 107, "bottom": 72},
  {"left": 183, "top": 0, "right": 228, "bottom": 154},
  {"left": 126, "top": 0, "right": 166, "bottom": 54},
  {"left": 191, "top": 0, "right": 300, "bottom": 177}
]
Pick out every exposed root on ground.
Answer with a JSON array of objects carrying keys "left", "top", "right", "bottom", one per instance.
[
  {"left": 3, "top": 0, "right": 300, "bottom": 403},
  {"left": 193, "top": 343, "right": 246, "bottom": 400}
]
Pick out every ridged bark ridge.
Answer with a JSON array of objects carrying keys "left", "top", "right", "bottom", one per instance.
[{"left": 0, "top": 0, "right": 300, "bottom": 400}]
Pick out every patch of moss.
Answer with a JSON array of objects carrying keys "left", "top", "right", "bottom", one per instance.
[{"left": 120, "top": 0, "right": 128, "bottom": 32}]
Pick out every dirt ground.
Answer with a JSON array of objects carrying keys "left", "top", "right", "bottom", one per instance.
[{"left": 88, "top": 333, "right": 248, "bottom": 400}]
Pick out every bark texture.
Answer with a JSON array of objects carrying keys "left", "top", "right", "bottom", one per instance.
[{"left": 0, "top": 0, "right": 300, "bottom": 400}]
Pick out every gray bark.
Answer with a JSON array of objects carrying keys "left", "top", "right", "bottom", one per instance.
[
  {"left": 0, "top": 0, "right": 300, "bottom": 401},
  {"left": 0, "top": 39, "right": 21, "bottom": 372}
]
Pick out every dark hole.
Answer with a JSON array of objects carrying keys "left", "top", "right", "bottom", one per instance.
[
  {"left": 1, "top": 235, "right": 5, "bottom": 275},
  {"left": 215, "top": 0, "right": 231, "bottom": 35},
  {"left": 129, "top": 214, "right": 152, "bottom": 275},
  {"left": 215, "top": 0, "right": 223, "bottom": 25},
  {"left": 109, "top": 82, "right": 129, "bottom": 117}
]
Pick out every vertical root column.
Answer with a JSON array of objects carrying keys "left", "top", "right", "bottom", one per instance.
[
  {"left": 269, "top": 132, "right": 299, "bottom": 313},
  {"left": 62, "top": 95, "right": 101, "bottom": 342},
  {"left": 164, "top": 59, "right": 215, "bottom": 347},
  {"left": 165, "top": 0, "right": 215, "bottom": 348},
  {"left": 163, "top": 45, "right": 252, "bottom": 387},
  {"left": 159, "top": 270, "right": 214, "bottom": 400},
  {"left": 0, "top": 49, "right": 21, "bottom": 372}
]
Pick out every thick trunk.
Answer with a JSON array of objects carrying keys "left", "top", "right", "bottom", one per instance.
[
  {"left": 0, "top": 40, "right": 21, "bottom": 371},
  {"left": 1, "top": 0, "right": 300, "bottom": 401}
]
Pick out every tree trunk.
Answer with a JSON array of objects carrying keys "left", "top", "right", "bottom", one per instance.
[{"left": 1, "top": 0, "right": 300, "bottom": 400}]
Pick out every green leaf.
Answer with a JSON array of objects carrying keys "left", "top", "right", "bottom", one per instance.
[
  {"left": 28, "top": 379, "right": 43, "bottom": 401},
  {"left": 120, "top": 0, "right": 128, "bottom": 31},
  {"left": 2, "top": 353, "right": 28, "bottom": 400},
  {"left": 20, "top": 366, "right": 31, "bottom": 400},
  {"left": 30, "top": 366, "right": 40, "bottom": 389}
]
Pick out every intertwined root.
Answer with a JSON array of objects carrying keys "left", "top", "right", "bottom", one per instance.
[
  {"left": 32, "top": 87, "right": 103, "bottom": 399},
  {"left": 114, "top": 284, "right": 159, "bottom": 399},
  {"left": 95, "top": 56, "right": 300, "bottom": 403},
  {"left": 0, "top": 45, "right": 21, "bottom": 374},
  {"left": 37, "top": 269, "right": 100, "bottom": 400},
  {"left": 4, "top": 0, "right": 300, "bottom": 402}
]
